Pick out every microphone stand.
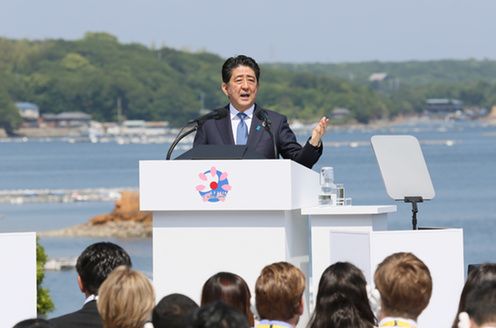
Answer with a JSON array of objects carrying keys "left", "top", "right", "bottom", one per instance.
[
  {"left": 257, "top": 109, "right": 278, "bottom": 159},
  {"left": 166, "top": 123, "right": 198, "bottom": 160},
  {"left": 166, "top": 108, "right": 228, "bottom": 160},
  {"left": 404, "top": 196, "right": 423, "bottom": 230},
  {"left": 262, "top": 121, "right": 278, "bottom": 159}
]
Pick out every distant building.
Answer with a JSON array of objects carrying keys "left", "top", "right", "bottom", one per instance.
[
  {"left": 42, "top": 112, "right": 92, "bottom": 127},
  {"left": 369, "top": 73, "right": 389, "bottom": 83},
  {"left": 368, "top": 73, "right": 399, "bottom": 92},
  {"left": 424, "top": 99, "right": 463, "bottom": 114},
  {"left": 16, "top": 102, "right": 40, "bottom": 127},
  {"left": 330, "top": 107, "right": 352, "bottom": 121}
]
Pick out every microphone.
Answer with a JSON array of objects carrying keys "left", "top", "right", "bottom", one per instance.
[
  {"left": 167, "top": 107, "right": 228, "bottom": 160},
  {"left": 188, "top": 107, "right": 228, "bottom": 126},
  {"left": 256, "top": 109, "right": 278, "bottom": 159},
  {"left": 256, "top": 109, "right": 272, "bottom": 128}
]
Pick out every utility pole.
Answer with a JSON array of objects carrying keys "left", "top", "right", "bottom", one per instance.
[{"left": 116, "top": 97, "right": 123, "bottom": 124}]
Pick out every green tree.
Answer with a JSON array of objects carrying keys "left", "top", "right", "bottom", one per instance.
[
  {"left": 37, "top": 238, "right": 54, "bottom": 315},
  {"left": 0, "top": 88, "right": 22, "bottom": 134}
]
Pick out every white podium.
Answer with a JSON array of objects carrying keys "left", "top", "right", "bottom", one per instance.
[
  {"left": 329, "top": 229, "right": 464, "bottom": 328},
  {"left": 0, "top": 232, "right": 37, "bottom": 327},
  {"left": 140, "top": 159, "right": 320, "bottom": 324},
  {"left": 140, "top": 159, "right": 400, "bottom": 326}
]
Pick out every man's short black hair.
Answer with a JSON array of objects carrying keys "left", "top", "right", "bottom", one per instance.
[
  {"left": 152, "top": 293, "right": 199, "bottom": 328},
  {"left": 76, "top": 242, "right": 132, "bottom": 295},
  {"left": 221, "top": 55, "right": 260, "bottom": 83},
  {"left": 191, "top": 301, "right": 249, "bottom": 328}
]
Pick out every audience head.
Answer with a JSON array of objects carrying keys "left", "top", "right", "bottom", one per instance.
[
  {"left": 309, "top": 262, "right": 376, "bottom": 328},
  {"left": 13, "top": 319, "right": 54, "bottom": 328},
  {"left": 152, "top": 293, "right": 199, "bottom": 328},
  {"left": 97, "top": 266, "right": 155, "bottom": 328},
  {"left": 374, "top": 252, "right": 432, "bottom": 321},
  {"left": 255, "top": 261, "right": 305, "bottom": 324},
  {"left": 464, "top": 280, "right": 496, "bottom": 327},
  {"left": 201, "top": 272, "right": 254, "bottom": 326},
  {"left": 191, "top": 301, "right": 249, "bottom": 328},
  {"left": 323, "top": 296, "right": 374, "bottom": 328},
  {"left": 76, "top": 241, "right": 132, "bottom": 296},
  {"left": 453, "top": 263, "right": 496, "bottom": 328}
]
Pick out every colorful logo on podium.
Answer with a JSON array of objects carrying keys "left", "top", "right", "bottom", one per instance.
[{"left": 195, "top": 166, "right": 232, "bottom": 202}]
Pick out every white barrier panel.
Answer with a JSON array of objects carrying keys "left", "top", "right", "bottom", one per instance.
[
  {"left": 329, "top": 229, "right": 464, "bottom": 328},
  {"left": 0, "top": 232, "right": 37, "bottom": 327}
]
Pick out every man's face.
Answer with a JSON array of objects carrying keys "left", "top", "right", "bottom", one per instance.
[{"left": 221, "top": 65, "right": 258, "bottom": 112}]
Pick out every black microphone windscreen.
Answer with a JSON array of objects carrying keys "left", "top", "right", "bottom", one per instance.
[
  {"left": 214, "top": 107, "right": 228, "bottom": 119},
  {"left": 256, "top": 109, "right": 271, "bottom": 127}
]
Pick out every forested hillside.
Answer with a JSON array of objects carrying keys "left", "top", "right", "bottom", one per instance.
[
  {"left": 270, "top": 60, "right": 496, "bottom": 85},
  {"left": 1, "top": 33, "right": 495, "bottom": 132},
  {"left": 270, "top": 60, "right": 496, "bottom": 114}
]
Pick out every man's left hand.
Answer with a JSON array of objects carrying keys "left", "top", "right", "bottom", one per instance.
[{"left": 309, "top": 116, "right": 329, "bottom": 147}]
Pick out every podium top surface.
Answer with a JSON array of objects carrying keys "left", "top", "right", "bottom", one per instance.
[
  {"left": 140, "top": 159, "right": 320, "bottom": 211},
  {"left": 301, "top": 205, "right": 397, "bottom": 215}
]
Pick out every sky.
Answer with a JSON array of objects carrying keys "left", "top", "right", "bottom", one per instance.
[{"left": 1, "top": 0, "right": 495, "bottom": 63}]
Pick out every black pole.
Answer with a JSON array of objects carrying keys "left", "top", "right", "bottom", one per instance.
[
  {"left": 166, "top": 125, "right": 197, "bottom": 160},
  {"left": 263, "top": 123, "right": 278, "bottom": 159},
  {"left": 404, "top": 196, "right": 423, "bottom": 230}
]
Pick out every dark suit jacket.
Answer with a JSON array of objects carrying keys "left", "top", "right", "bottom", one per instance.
[
  {"left": 193, "top": 104, "right": 323, "bottom": 169},
  {"left": 49, "top": 300, "right": 102, "bottom": 328}
]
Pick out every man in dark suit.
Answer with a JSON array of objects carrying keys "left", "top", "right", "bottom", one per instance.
[
  {"left": 193, "top": 55, "right": 329, "bottom": 169},
  {"left": 49, "top": 242, "right": 132, "bottom": 328}
]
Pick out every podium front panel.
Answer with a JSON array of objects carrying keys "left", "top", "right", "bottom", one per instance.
[{"left": 140, "top": 159, "right": 319, "bottom": 211}]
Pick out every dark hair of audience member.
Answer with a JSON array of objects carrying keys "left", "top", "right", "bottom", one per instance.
[
  {"left": 152, "top": 293, "right": 199, "bottom": 328},
  {"left": 308, "top": 262, "right": 376, "bottom": 328},
  {"left": 452, "top": 263, "right": 496, "bottom": 328},
  {"left": 465, "top": 280, "right": 496, "bottom": 326},
  {"left": 201, "top": 272, "right": 254, "bottom": 326},
  {"left": 191, "top": 301, "right": 249, "bottom": 328},
  {"left": 13, "top": 318, "right": 54, "bottom": 328},
  {"left": 324, "top": 295, "right": 373, "bottom": 328},
  {"left": 76, "top": 241, "right": 132, "bottom": 295}
]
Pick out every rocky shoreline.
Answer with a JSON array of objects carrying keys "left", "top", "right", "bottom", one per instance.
[
  {"left": 39, "top": 191, "right": 152, "bottom": 238},
  {"left": 40, "top": 220, "right": 152, "bottom": 239}
]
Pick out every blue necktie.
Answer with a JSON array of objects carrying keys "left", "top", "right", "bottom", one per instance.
[{"left": 236, "top": 112, "right": 248, "bottom": 145}]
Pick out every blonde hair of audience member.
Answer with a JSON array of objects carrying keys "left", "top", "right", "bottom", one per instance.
[
  {"left": 97, "top": 266, "right": 155, "bottom": 328},
  {"left": 255, "top": 262, "right": 305, "bottom": 326},
  {"left": 374, "top": 252, "right": 432, "bottom": 321},
  {"left": 452, "top": 264, "right": 496, "bottom": 328}
]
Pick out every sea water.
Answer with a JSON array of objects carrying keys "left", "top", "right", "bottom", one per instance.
[{"left": 0, "top": 120, "right": 495, "bottom": 317}]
